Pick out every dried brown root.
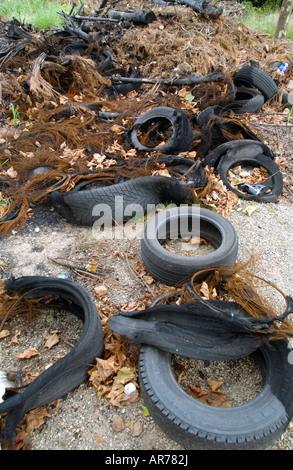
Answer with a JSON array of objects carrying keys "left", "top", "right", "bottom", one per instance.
[{"left": 185, "top": 256, "right": 293, "bottom": 339}]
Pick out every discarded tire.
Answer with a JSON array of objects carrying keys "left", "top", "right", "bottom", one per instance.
[
  {"left": 234, "top": 66, "right": 278, "bottom": 101},
  {"left": 217, "top": 153, "right": 283, "bottom": 203},
  {"left": 138, "top": 155, "right": 207, "bottom": 188},
  {"left": 109, "top": 299, "right": 263, "bottom": 361},
  {"left": 0, "top": 276, "right": 104, "bottom": 446},
  {"left": 202, "top": 139, "right": 274, "bottom": 169},
  {"left": 128, "top": 106, "right": 193, "bottom": 153},
  {"left": 51, "top": 176, "right": 191, "bottom": 226},
  {"left": 139, "top": 339, "right": 293, "bottom": 450},
  {"left": 226, "top": 86, "right": 265, "bottom": 114},
  {"left": 140, "top": 206, "right": 238, "bottom": 285},
  {"left": 194, "top": 107, "right": 260, "bottom": 156}
]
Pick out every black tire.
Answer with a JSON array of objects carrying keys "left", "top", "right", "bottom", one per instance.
[
  {"left": 138, "top": 155, "right": 207, "bottom": 188},
  {"left": 234, "top": 66, "right": 278, "bottom": 101},
  {"left": 60, "top": 42, "right": 99, "bottom": 58},
  {"left": 128, "top": 107, "right": 193, "bottom": 153},
  {"left": 140, "top": 206, "right": 238, "bottom": 286},
  {"left": 60, "top": 43, "right": 113, "bottom": 63},
  {"left": 109, "top": 299, "right": 263, "bottom": 361},
  {"left": 50, "top": 176, "right": 191, "bottom": 226},
  {"left": 217, "top": 153, "right": 283, "bottom": 202},
  {"left": 104, "top": 63, "right": 142, "bottom": 96},
  {"left": 194, "top": 108, "right": 261, "bottom": 156},
  {"left": 202, "top": 139, "right": 274, "bottom": 169},
  {"left": 195, "top": 105, "right": 224, "bottom": 128},
  {"left": 139, "top": 340, "right": 293, "bottom": 450},
  {"left": 0, "top": 276, "right": 104, "bottom": 446},
  {"left": 225, "top": 86, "right": 265, "bottom": 114}
]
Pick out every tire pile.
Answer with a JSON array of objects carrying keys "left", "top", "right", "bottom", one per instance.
[
  {"left": 49, "top": 65, "right": 284, "bottom": 225},
  {"left": 0, "top": 1, "right": 292, "bottom": 452},
  {"left": 109, "top": 206, "right": 293, "bottom": 450}
]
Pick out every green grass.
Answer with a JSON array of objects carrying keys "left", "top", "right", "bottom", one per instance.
[
  {"left": 239, "top": 2, "right": 293, "bottom": 40},
  {"left": 0, "top": 0, "right": 71, "bottom": 29}
]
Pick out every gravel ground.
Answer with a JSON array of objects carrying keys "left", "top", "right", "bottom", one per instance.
[{"left": 0, "top": 196, "right": 293, "bottom": 451}]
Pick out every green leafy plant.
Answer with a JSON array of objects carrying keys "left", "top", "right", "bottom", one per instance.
[
  {"left": 239, "top": 1, "right": 293, "bottom": 40},
  {"left": 287, "top": 105, "right": 293, "bottom": 124},
  {"left": 10, "top": 104, "right": 20, "bottom": 126},
  {"left": 0, "top": 0, "right": 70, "bottom": 30}
]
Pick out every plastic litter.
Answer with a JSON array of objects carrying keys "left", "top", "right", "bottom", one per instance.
[
  {"left": 124, "top": 382, "right": 136, "bottom": 395},
  {"left": 0, "top": 371, "right": 15, "bottom": 450},
  {"left": 238, "top": 183, "right": 267, "bottom": 196},
  {"left": 0, "top": 370, "right": 15, "bottom": 404},
  {"left": 277, "top": 63, "right": 289, "bottom": 75}
]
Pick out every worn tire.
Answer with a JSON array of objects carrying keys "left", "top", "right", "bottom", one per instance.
[
  {"left": 217, "top": 153, "right": 283, "bottom": 202},
  {"left": 234, "top": 66, "right": 278, "bottom": 101},
  {"left": 139, "top": 340, "right": 293, "bottom": 450},
  {"left": 51, "top": 176, "right": 191, "bottom": 226},
  {"left": 140, "top": 206, "right": 238, "bottom": 286},
  {"left": 202, "top": 139, "right": 274, "bottom": 169},
  {"left": 128, "top": 107, "right": 193, "bottom": 153},
  {"left": 225, "top": 86, "right": 265, "bottom": 114},
  {"left": 0, "top": 276, "right": 104, "bottom": 446}
]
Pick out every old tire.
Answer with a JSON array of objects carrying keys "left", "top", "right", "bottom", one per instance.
[
  {"left": 0, "top": 276, "right": 104, "bottom": 446},
  {"left": 51, "top": 176, "right": 191, "bottom": 226},
  {"left": 140, "top": 206, "right": 238, "bottom": 286},
  {"left": 202, "top": 139, "right": 274, "bottom": 169},
  {"left": 139, "top": 339, "right": 293, "bottom": 450},
  {"left": 225, "top": 86, "right": 265, "bottom": 114},
  {"left": 217, "top": 153, "right": 283, "bottom": 202},
  {"left": 233, "top": 66, "right": 278, "bottom": 101},
  {"left": 128, "top": 106, "right": 193, "bottom": 153}
]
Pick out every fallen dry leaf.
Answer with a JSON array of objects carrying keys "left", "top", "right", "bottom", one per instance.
[
  {"left": 94, "top": 285, "right": 108, "bottom": 297},
  {"left": 112, "top": 414, "right": 125, "bottom": 432},
  {"left": 207, "top": 380, "right": 224, "bottom": 391},
  {"left": 45, "top": 332, "right": 60, "bottom": 349},
  {"left": 6, "top": 166, "right": 18, "bottom": 178},
  {"left": 143, "top": 275, "right": 154, "bottom": 285},
  {"left": 188, "top": 380, "right": 231, "bottom": 408},
  {"left": 14, "top": 347, "right": 39, "bottom": 359},
  {"left": 113, "top": 367, "right": 137, "bottom": 385},
  {"left": 8, "top": 329, "right": 20, "bottom": 346},
  {"left": 188, "top": 385, "right": 209, "bottom": 399},
  {"left": 200, "top": 281, "right": 210, "bottom": 299},
  {"left": 0, "top": 329, "right": 10, "bottom": 339},
  {"left": 92, "top": 355, "right": 120, "bottom": 381},
  {"left": 189, "top": 236, "right": 208, "bottom": 245},
  {"left": 24, "top": 407, "right": 51, "bottom": 436},
  {"left": 130, "top": 418, "right": 143, "bottom": 437}
]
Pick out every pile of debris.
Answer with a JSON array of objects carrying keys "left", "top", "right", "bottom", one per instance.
[{"left": 0, "top": 0, "right": 292, "bottom": 234}]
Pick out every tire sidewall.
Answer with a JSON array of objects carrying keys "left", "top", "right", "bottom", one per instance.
[
  {"left": 139, "top": 339, "right": 293, "bottom": 449},
  {"left": 141, "top": 206, "right": 238, "bottom": 285},
  {"left": 217, "top": 154, "right": 283, "bottom": 201},
  {"left": 130, "top": 107, "right": 192, "bottom": 152}
]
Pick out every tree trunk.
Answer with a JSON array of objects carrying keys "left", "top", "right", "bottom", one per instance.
[{"left": 274, "top": 0, "right": 293, "bottom": 39}]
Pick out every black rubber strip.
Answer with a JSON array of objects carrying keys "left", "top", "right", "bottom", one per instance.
[
  {"left": 0, "top": 276, "right": 104, "bottom": 446},
  {"left": 109, "top": 299, "right": 263, "bottom": 361}
]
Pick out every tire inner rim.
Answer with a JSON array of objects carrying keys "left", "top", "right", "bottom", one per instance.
[
  {"left": 172, "top": 352, "right": 264, "bottom": 407},
  {"left": 157, "top": 214, "right": 223, "bottom": 254},
  {"left": 137, "top": 117, "right": 174, "bottom": 148}
]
